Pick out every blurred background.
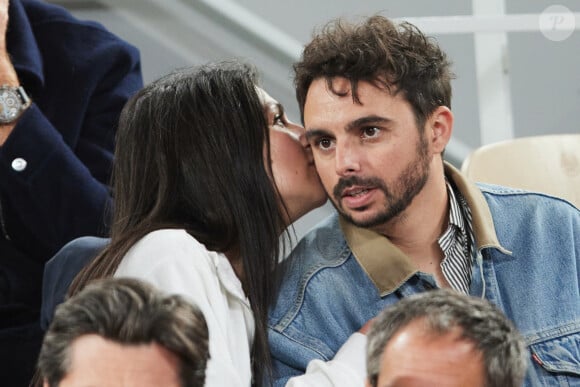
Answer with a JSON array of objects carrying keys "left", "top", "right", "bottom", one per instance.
[{"left": 48, "top": 0, "right": 580, "bottom": 240}]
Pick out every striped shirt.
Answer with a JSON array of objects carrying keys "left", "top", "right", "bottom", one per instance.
[{"left": 438, "top": 181, "right": 475, "bottom": 294}]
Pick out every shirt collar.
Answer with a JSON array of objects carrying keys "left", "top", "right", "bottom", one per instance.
[
  {"left": 340, "top": 161, "right": 510, "bottom": 295},
  {"left": 437, "top": 180, "right": 466, "bottom": 257},
  {"left": 7, "top": 0, "right": 45, "bottom": 89},
  {"left": 446, "top": 179, "right": 465, "bottom": 231},
  {"left": 445, "top": 163, "right": 510, "bottom": 253}
]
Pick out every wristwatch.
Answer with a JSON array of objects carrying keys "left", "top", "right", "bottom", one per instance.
[{"left": 0, "top": 85, "right": 31, "bottom": 124}]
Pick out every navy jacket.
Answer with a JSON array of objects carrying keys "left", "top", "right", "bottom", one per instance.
[{"left": 0, "top": 1, "right": 142, "bottom": 384}]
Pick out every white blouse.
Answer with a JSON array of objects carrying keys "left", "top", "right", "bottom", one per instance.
[{"left": 114, "top": 229, "right": 254, "bottom": 386}]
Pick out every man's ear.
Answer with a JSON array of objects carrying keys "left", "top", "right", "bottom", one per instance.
[{"left": 427, "top": 106, "right": 453, "bottom": 154}]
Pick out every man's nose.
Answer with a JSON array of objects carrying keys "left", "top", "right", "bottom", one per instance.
[{"left": 335, "top": 141, "right": 361, "bottom": 176}]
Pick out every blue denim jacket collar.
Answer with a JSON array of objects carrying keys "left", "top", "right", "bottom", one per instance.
[
  {"left": 339, "top": 215, "right": 416, "bottom": 296},
  {"left": 341, "top": 162, "right": 511, "bottom": 296}
]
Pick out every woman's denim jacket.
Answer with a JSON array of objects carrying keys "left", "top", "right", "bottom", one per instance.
[{"left": 269, "top": 164, "right": 580, "bottom": 386}]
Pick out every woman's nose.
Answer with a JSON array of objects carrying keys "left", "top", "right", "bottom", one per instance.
[{"left": 287, "top": 121, "right": 308, "bottom": 146}]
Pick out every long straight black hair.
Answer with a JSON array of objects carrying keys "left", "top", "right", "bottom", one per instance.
[{"left": 70, "top": 61, "right": 287, "bottom": 386}]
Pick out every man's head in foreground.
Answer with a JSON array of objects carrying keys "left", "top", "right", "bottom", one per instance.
[
  {"left": 38, "top": 277, "right": 209, "bottom": 387},
  {"left": 366, "top": 289, "right": 527, "bottom": 387}
]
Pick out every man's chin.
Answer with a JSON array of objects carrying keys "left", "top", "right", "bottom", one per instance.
[{"left": 339, "top": 209, "right": 387, "bottom": 229}]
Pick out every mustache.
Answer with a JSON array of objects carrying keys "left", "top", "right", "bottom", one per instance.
[{"left": 333, "top": 176, "right": 386, "bottom": 200}]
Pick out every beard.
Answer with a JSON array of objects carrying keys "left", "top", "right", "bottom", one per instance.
[{"left": 331, "top": 134, "right": 431, "bottom": 229}]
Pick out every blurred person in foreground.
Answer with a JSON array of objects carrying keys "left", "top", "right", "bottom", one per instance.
[
  {"left": 37, "top": 277, "right": 209, "bottom": 387},
  {"left": 366, "top": 289, "right": 527, "bottom": 387}
]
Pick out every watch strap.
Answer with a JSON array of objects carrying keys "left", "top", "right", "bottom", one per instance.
[{"left": 16, "top": 86, "right": 31, "bottom": 108}]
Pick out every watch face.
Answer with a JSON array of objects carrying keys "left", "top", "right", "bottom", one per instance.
[{"left": 0, "top": 88, "right": 24, "bottom": 123}]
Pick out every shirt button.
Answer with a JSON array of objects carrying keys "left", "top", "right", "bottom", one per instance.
[{"left": 11, "top": 158, "right": 27, "bottom": 172}]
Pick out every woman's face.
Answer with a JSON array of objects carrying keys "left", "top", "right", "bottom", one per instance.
[{"left": 257, "top": 87, "right": 327, "bottom": 225}]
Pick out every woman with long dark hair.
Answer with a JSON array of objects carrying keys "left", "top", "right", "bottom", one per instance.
[{"left": 66, "top": 61, "right": 327, "bottom": 386}]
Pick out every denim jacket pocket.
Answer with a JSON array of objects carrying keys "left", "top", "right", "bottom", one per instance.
[{"left": 529, "top": 329, "right": 580, "bottom": 377}]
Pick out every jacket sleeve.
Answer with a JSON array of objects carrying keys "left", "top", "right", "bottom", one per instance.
[
  {"left": 40, "top": 236, "right": 109, "bottom": 330},
  {"left": 0, "top": 40, "right": 142, "bottom": 261},
  {"left": 274, "top": 334, "right": 368, "bottom": 387}
]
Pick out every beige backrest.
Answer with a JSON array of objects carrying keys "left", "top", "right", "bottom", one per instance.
[{"left": 461, "top": 134, "right": 580, "bottom": 208}]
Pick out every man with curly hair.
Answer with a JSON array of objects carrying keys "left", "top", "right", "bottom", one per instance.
[{"left": 269, "top": 15, "right": 579, "bottom": 387}]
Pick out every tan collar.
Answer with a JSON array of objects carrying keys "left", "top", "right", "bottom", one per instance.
[{"left": 340, "top": 162, "right": 509, "bottom": 295}]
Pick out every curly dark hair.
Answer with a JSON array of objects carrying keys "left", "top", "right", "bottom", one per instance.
[{"left": 294, "top": 15, "right": 454, "bottom": 129}]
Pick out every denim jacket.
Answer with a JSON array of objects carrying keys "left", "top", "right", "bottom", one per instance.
[{"left": 269, "top": 163, "right": 580, "bottom": 387}]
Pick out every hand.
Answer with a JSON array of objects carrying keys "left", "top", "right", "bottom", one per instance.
[
  {"left": 0, "top": 0, "right": 24, "bottom": 146},
  {"left": 0, "top": 0, "right": 22, "bottom": 88},
  {"left": 358, "top": 317, "right": 375, "bottom": 335},
  {"left": 0, "top": 0, "right": 9, "bottom": 52},
  {"left": 0, "top": 0, "right": 19, "bottom": 85}
]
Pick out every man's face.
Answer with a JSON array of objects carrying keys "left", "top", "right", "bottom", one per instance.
[
  {"left": 52, "top": 334, "right": 182, "bottom": 387},
  {"left": 304, "top": 77, "right": 433, "bottom": 231},
  {"left": 372, "top": 319, "right": 486, "bottom": 387}
]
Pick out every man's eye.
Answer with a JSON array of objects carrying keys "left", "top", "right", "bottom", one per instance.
[
  {"left": 362, "top": 127, "right": 380, "bottom": 138},
  {"left": 317, "top": 138, "right": 332, "bottom": 150}
]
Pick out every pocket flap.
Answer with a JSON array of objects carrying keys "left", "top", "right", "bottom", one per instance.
[{"left": 530, "top": 332, "right": 580, "bottom": 375}]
